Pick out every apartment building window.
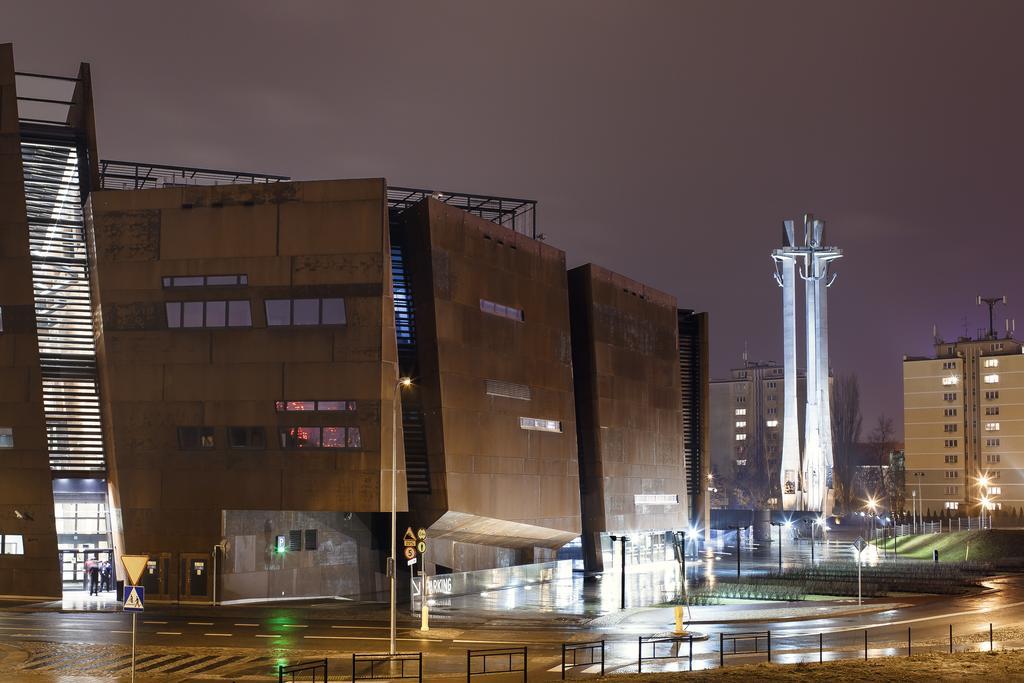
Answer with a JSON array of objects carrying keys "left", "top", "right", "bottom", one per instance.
[
  {"left": 987, "top": 454, "right": 1001, "bottom": 464},
  {"left": 985, "top": 422, "right": 1001, "bottom": 431},
  {"left": 941, "top": 376, "right": 958, "bottom": 386},
  {"left": 944, "top": 408, "right": 957, "bottom": 417},
  {"left": 479, "top": 299, "right": 524, "bottom": 322},
  {"left": 943, "top": 424, "right": 958, "bottom": 433},
  {"left": 280, "top": 426, "right": 362, "bottom": 449},
  {"left": 519, "top": 417, "right": 562, "bottom": 433},
  {"left": 944, "top": 439, "right": 958, "bottom": 448},
  {"left": 0, "top": 427, "right": 12, "bottom": 448},
  {"left": 944, "top": 486, "right": 959, "bottom": 495},
  {"left": 163, "top": 274, "right": 248, "bottom": 287},
  {"left": 993, "top": 343, "right": 1004, "bottom": 351},
  {"left": 177, "top": 427, "right": 215, "bottom": 450},
  {"left": 985, "top": 406, "right": 1000, "bottom": 416},
  {"left": 945, "top": 502, "right": 959, "bottom": 510},
  {"left": 228, "top": 427, "right": 267, "bottom": 449},
  {"left": 265, "top": 298, "right": 346, "bottom": 326},
  {"left": 984, "top": 374, "right": 1000, "bottom": 384},
  {"left": 943, "top": 392, "right": 957, "bottom": 401},
  {"left": 944, "top": 471, "right": 959, "bottom": 478},
  {"left": 735, "top": 421, "right": 747, "bottom": 428},
  {"left": 989, "top": 486, "right": 1002, "bottom": 495},
  {"left": 942, "top": 361, "right": 957, "bottom": 369},
  {"left": 944, "top": 455, "right": 958, "bottom": 463},
  {"left": 991, "top": 470, "right": 1002, "bottom": 479},
  {"left": 768, "top": 407, "right": 778, "bottom": 415},
  {"left": 736, "top": 396, "right": 746, "bottom": 404},
  {"left": 735, "top": 434, "right": 747, "bottom": 441},
  {"left": 167, "top": 300, "right": 252, "bottom": 328},
  {"left": 0, "top": 534, "right": 24, "bottom": 555},
  {"left": 304, "top": 529, "right": 318, "bottom": 550},
  {"left": 275, "top": 400, "right": 357, "bottom": 412},
  {"left": 985, "top": 391, "right": 1000, "bottom": 400},
  {"left": 983, "top": 358, "right": 999, "bottom": 368},
  {"left": 735, "top": 408, "right": 746, "bottom": 416},
  {"left": 766, "top": 420, "right": 779, "bottom": 428},
  {"left": 986, "top": 438, "right": 1001, "bottom": 447},
  {"left": 767, "top": 381, "right": 777, "bottom": 389},
  {"left": 767, "top": 394, "right": 777, "bottom": 402}
]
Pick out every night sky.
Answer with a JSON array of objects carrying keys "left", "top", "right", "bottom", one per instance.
[{"left": 8, "top": 2, "right": 1024, "bottom": 438}]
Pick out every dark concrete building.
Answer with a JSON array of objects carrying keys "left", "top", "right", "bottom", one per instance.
[
  {"left": 0, "top": 44, "right": 707, "bottom": 600},
  {"left": 569, "top": 264, "right": 690, "bottom": 573}
]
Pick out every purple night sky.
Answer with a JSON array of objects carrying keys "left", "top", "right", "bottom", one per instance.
[{"left": 8, "top": 2, "right": 1024, "bottom": 438}]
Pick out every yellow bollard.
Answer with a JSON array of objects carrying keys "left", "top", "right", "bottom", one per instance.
[
  {"left": 674, "top": 605, "right": 684, "bottom": 635},
  {"left": 420, "top": 601, "right": 429, "bottom": 631}
]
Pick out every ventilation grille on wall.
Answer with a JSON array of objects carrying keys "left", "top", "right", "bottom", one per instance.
[
  {"left": 21, "top": 140, "right": 106, "bottom": 473},
  {"left": 485, "top": 379, "right": 532, "bottom": 401}
]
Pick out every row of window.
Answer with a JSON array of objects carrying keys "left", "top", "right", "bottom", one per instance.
[
  {"left": 275, "top": 400, "right": 356, "bottom": 412},
  {"left": 944, "top": 454, "right": 958, "bottom": 463},
  {"left": 519, "top": 417, "right": 562, "bottom": 433},
  {"left": 944, "top": 424, "right": 958, "bottom": 433},
  {"left": 479, "top": 298, "right": 524, "bottom": 322},
  {"left": 166, "top": 298, "right": 346, "bottom": 329},
  {"left": 987, "top": 438, "right": 1000, "bottom": 446},
  {"left": 984, "top": 358, "right": 1000, "bottom": 368},
  {"left": 986, "top": 422, "right": 1001, "bottom": 431},
  {"left": 945, "top": 486, "right": 959, "bottom": 495},
  {"left": 987, "top": 453, "right": 1001, "bottom": 463},
  {"left": 163, "top": 274, "right": 248, "bottom": 288},
  {"left": 985, "top": 374, "right": 1000, "bottom": 384},
  {"left": 944, "top": 439, "right": 958, "bottom": 448},
  {"left": 178, "top": 426, "right": 362, "bottom": 450}
]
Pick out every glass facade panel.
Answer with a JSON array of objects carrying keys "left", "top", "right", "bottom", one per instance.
[
  {"left": 322, "top": 427, "right": 345, "bottom": 448},
  {"left": 322, "top": 298, "right": 346, "bottom": 324},
  {"left": 205, "top": 301, "right": 227, "bottom": 327},
  {"left": 0, "top": 427, "right": 12, "bottom": 448},
  {"left": 228, "top": 300, "right": 252, "bottom": 327},
  {"left": 166, "top": 302, "right": 181, "bottom": 328},
  {"left": 265, "top": 299, "right": 291, "bottom": 326},
  {"left": 182, "top": 301, "right": 204, "bottom": 328},
  {"left": 281, "top": 427, "right": 321, "bottom": 448},
  {"left": 293, "top": 299, "right": 319, "bottom": 325}
]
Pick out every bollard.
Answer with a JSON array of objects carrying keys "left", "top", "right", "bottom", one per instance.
[
  {"left": 638, "top": 636, "right": 643, "bottom": 674},
  {"left": 990, "top": 623, "right": 994, "bottom": 652},
  {"left": 689, "top": 635, "right": 693, "bottom": 671},
  {"left": 421, "top": 600, "right": 430, "bottom": 632},
  {"left": 767, "top": 631, "right": 771, "bottom": 662},
  {"left": 950, "top": 624, "right": 953, "bottom": 654},
  {"left": 819, "top": 633, "right": 823, "bottom": 662},
  {"left": 674, "top": 605, "right": 684, "bottom": 635},
  {"left": 864, "top": 630, "right": 868, "bottom": 661},
  {"left": 720, "top": 632, "right": 724, "bottom": 667},
  {"left": 908, "top": 627, "right": 911, "bottom": 656}
]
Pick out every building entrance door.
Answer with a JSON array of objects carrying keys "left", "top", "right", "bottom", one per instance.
[
  {"left": 181, "top": 555, "right": 209, "bottom": 599},
  {"left": 60, "top": 548, "right": 113, "bottom": 593}
]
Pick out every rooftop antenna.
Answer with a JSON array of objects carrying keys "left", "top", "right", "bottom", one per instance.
[
  {"left": 742, "top": 340, "right": 749, "bottom": 365},
  {"left": 932, "top": 324, "right": 939, "bottom": 344},
  {"left": 977, "top": 295, "right": 1008, "bottom": 340}
]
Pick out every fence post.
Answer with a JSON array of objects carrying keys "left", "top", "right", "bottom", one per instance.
[
  {"left": 950, "top": 624, "right": 953, "bottom": 654},
  {"left": 601, "top": 640, "right": 606, "bottom": 677},
  {"left": 419, "top": 652, "right": 424, "bottom": 683},
  {"left": 819, "top": 633, "right": 823, "bottom": 662},
  {"left": 638, "top": 636, "right": 643, "bottom": 673},
  {"left": 720, "top": 632, "right": 725, "bottom": 667},
  {"left": 864, "top": 630, "right": 868, "bottom": 661},
  {"left": 767, "top": 631, "right": 771, "bottom": 662},
  {"left": 689, "top": 635, "right": 693, "bottom": 672},
  {"left": 908, "top": 627, "right": 911, "bottom": 656},
  {"left": 522, "top": 646, "right": 527, "bottom": 683},
  {"left": 990, "top": 623, "right": 994, "bottom": 652},
  {"left": 466, "top": 649, "right": 471, "bottom": 683},
  {"left": 561, "top": 643, "right": 566, "bottom": 681},
  {"left": 352, "top": 654, "right": 356, "bottom": 683}
]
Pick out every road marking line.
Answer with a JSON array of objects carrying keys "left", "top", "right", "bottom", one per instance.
[
  {"left": 282, "top": 624, "right": 308, "bottom": 628},
  {"left": 255, "top": 634, "right": 280, "bottom": 638},
  {"left": 204, "top": 633, "right": 233, "bottom": 637},
  {"left": 112, "top": 630, "right": 131, "bottom": 634},
  {"left": 143, "top": 620, "right": 168, "bottom": 624},
  {"left": 188, "top": 622, "right": 214, "bottom": 626},
  {"left": 0, "top": 626, "right": 45, "bottom": 631},
  {"left": 234, "top": 623, "right": 260, "bottom": 627},
  {"left": 784, "top": 598, "right": 1024, "bottom": 636},
  {"left": 157, "top": 631, "right": 182, "bottom": 635},
  {"left": 330, "top": 625, "right": 391, "bottom": 630},
  {"left": 303, "top": 635, "right": 432, "bottom": 641}
]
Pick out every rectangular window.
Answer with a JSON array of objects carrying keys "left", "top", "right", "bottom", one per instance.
[
  {"left": 279, "top": 426, "right": 361, "bottom": 449},
  {"left": 944, "top": 455, "right": 958, "bottom": 463},
  {"left": 304, "top": 529, "right": 318, "bottom": 551},
  {"left": 177, "top": 426, "right": 215, "bottom": 450},
  {"left": 989, "top": 486, "right": 1002, "bottom": 495},
  {"left": 943, "top": 424, "right": 958, "bottom": 433},
  {"left": 735, "top": 433, "right": 747, "bottom": 441},
  {"left": 942, "top": 376, "right": 958, "bottom": 386},
  {"left": 942, "top": 361, "right": 957, "bottom": 369},
  {"left": 735, "top": 408, "right": 746, "bottom": 416},
  {"left": 984, "top": 374, "right": 1000, "bottom": 384},
  {"left": 987, "top": 454, "right": 1001, "bottom": 464},
  {"left": 943, "top": 392, "right": 957, "bottom": 401},
  {"left": 228, "top": 427, "right": 266, "bottom": 449},
  {"left": 1, "top": 534, "right": 24, "bottom": 555},
  {"left": 766, "top": 420, "right": 779, "bottom": 428},
  {"left": 288, "top": 530, "right": 302, "bottom": 552},
  {"left": 986, "top": 406, "right": 1000, "bottom": 416},
  {"left": 735, "top": 421, "right": 747, "bottom": 428},
  {"left": 945, "top": 501, "right": 959, "bottom": 510},
  {"left": 985, "top": 391, "right": 1000, "bottom": 400},
  {"left": 767, "top": 381, "right": 777, "bottom": 389},
  {"left": 167, "top": 301, "right": 252, "bottom": 329},
  {"left": 479, "top": 298, "right": 524, "bottom": 322},
  {"left": 485, "top": 379, "right": 532, "bottom": 401},
  {"left": 265, "top": 298, "right": 346, "bottom": 327},
  {"left": 519, "top": 417, "right": 562, "bottom": 433},
  {"left": 987, "top": 438, "right": 1001, "bottom": 447},
  {"left": 322, "top": 427, "right": 345, "bottom": 448},
  {"left": 944, "top": 471, "right": 959, "bottom": 478},
  {"left": 944, "top": 408, "right": 957, "bottom": 417},
  {"left": 274, "top": 400, "right": 357, "bottom": 412},
  {"left": 944, "top": 439, "right": 958, "bottom": 448},
  {"left": 944, "top": 485, "right": 959, "bottom": 495},
  {"left": 985, "top": 422, "right": 1001, "bottom": 431},
  {"left": 633, "top": 494, "right": 679, "bottom": 506},
  {"left": 984, "top": 358, "right": 999, "bottom": 368},
  {"left": 281, "top": 426, "right": 321, "bottom": 448},
  {"left": 0, "top": 427, "right": 12, "bottom": 448},
  {"left": 163, "top": 274, "right": 247, "bottom": 288}
]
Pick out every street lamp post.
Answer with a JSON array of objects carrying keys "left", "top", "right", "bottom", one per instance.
[
  {"left": 769, "top": 521, "right": 789, "bottom": 573},
  {"left": 704, "top": 474, "right": 714, "bottom": 546},
  {"left": 978, "top": 474, "right": 991, "bottom": 530},
  {"left": 389, "top": 376, "right": 412, "bottom": 655},
  {"left": 727, "top": 525, "right": 747, "bottom": 578},
  {"left": 913, "top": 472, "right": 925, "bottom": 532},
  {"left": 609, "top": 535, "right": 629, "bottom": 609}
]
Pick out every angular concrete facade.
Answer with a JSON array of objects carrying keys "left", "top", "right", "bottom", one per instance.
[
  {"left": 569, "top": 264, "right": 689, "bottom": 573},
  {"left": 86, "top": 179, "right": 404, "bottom": 601},
  {"left": 397, "top": 199, "right": 581, "bottom": 573}
]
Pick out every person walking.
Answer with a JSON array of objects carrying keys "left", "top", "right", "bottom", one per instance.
[
  {"left": 88, "top": 561, "right": 100, "bottom": 596},
  {"left": 101, "top": 561, "right": 112, "bottom": 592}
]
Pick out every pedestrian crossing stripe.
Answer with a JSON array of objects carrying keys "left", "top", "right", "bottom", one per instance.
[{"left": 123, "top": 585, "right": 144, "bottom": 611}]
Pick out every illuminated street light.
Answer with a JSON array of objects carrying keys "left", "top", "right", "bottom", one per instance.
[{"left": 389, "top": 376, "right": 413, "bottom": 655}]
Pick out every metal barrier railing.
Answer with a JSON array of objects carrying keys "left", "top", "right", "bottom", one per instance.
[
  {"left": 466, "top": 646, "right": 527, "bottom": 682},
  {"left": 278, "top": 658, "right": 328, "bottom": 682},
  {"left": 719, "top": 630, "right": 771, "bottom": 666},
  {"left": 561, "top": 640, "right": 604, "bottom": 679},
  {"left": 638, "top": 634, "right": 694, "bottom": 673},
  {"left": 352, "top": 652, "right": 422, "bottom": 682}
]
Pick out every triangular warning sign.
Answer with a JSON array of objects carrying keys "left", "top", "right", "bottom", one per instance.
[
  {"left": 121, "top": 555, "right": 149, "bottom": 585},
  {"left": 124, "top": 587, "right": 143, "bottom": 610}
]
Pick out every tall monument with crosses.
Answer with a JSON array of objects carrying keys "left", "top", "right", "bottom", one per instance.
[{"left": 772, "top": 214, "right": 842, "bottom": 512}]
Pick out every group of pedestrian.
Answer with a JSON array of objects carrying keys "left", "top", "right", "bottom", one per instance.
[{"left": 85, "top": 558, "right": 112, "bottom": 596}]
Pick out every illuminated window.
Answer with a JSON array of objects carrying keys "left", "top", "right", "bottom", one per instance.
[
  {"left": 735, "top": 434, "right": 747, "bottom": 441},
  {"left": 634, "top": 494, "right": 679, "bottom": 506},
  {"left": 984, "top": 358, "right": 999, "bottom": 368},
  {"left": 275, "top": 400, "right": 356, "bottom": 412},
  {"left": 941, "top": 376, "right": 958, "bottom": 386},
  {"left": 228, "top": 427, "right": 266, "bottom": 449},
  {"left": 167, "top": 300, "right": 252, "bottom": 328},
  {"left": 480, "top": 299, "right": 525, "bottom": 322},
  {"left": 177, "top": 426, "right": 215, "bottom": 450},
  {"left": 735, "top": 409, "right": 746, "bottom": 416},
  {"left": 519, "top": 417, "right": 562, "bottom": 433},
  {"left": 766, "top": 420, "right": 779, "bottom": 428},
  {"left": 162, "top": 274, "right": 247, "bottom": 287},
  {"left": 0, "top": 534, "right": 24, "bottom": 555},
  {"left": 989, "top": 486, "right": 1002, "bottom": 495},
  {"left": 279, "top": 426, "right": 361, "bottom": 449},
  {"left": 265, "top": 298, "right": 346, "bottom": 326},
  {"left": 281, "top": 426, "right": 321, "bottom": 448},
  {"left": 985, "top": 422, "right": 1001, "bottom": 431},
  {"left": 735, "top": 421, "right": 747, "bottom": 428},
  {"left": 984, "top": 374, "right": 1000, "bottom": 384},
  {"left": 944, "top": 501, "right": 959, "bottom": 510},
  {"left": 0, "top": 428, "right": 12, "bottom": 448}
]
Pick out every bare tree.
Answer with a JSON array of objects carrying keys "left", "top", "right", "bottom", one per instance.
[
  {"left": 867, "top": 414, "right": 896, "bottom": 508},
  {"left": 735, "top": 427, "right": 774, "bottom": 509},
  {"left": 831, "top": 372, "right": 862, "bottom": 514}
]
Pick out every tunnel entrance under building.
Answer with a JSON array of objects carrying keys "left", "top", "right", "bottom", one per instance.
[{"left": 53, "top": 478, "right": 115, "bottom": 599}]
